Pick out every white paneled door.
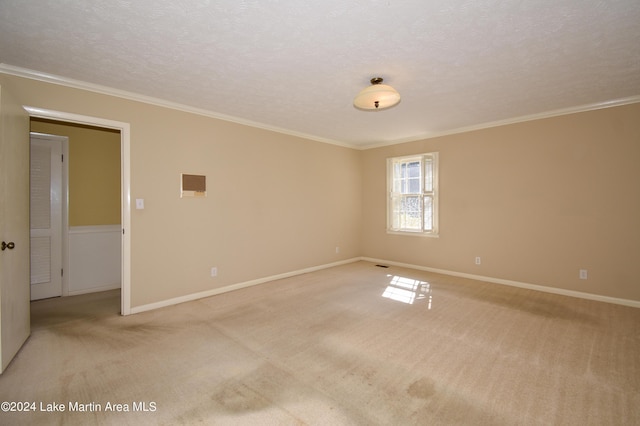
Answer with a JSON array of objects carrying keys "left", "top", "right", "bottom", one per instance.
[
  {"left": 0, "top": 85, "right": 30, "bottom": 373},
  {"left": 30, "top": 133, "right": 64, "bottom": 301}
]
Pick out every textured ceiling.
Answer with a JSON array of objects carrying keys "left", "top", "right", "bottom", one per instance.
[{"left": 1, "top": 0, "right": 639, "bottom": 148}]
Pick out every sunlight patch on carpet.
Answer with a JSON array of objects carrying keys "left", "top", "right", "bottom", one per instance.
[{"left": 382, "top": 275, "right": 432, "bottom": 308}]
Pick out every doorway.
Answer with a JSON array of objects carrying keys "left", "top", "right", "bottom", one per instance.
[
  {"left": 29, "top": 132, "right": 65, "bottom": 300},
  {"left": 25, "top": 107, "right": 131, "bottom": 315}
]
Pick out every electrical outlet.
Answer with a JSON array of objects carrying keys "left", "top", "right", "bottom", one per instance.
[
  {"left": 475, "top": 257, "right": 481, "bottom": 265},
  {"left": 211, "top": 267, "right": 217, "bottom": 277},
  {"left": 579, "top": 269, "right": 588, "bottom": 280},
  {"left": 335, "top": 246, "right": 340, "bottom": 254}
]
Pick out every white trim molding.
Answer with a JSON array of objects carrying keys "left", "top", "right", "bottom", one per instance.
[
  {"left": 4, "top": 64, "right": 639, "bottom": 151},
  {"left": 360, "top": 96, "right": 640, "bottom": 150},
  {"left": 69, "top": 225, "right": 122, "bottom": 234},
  {"left": 24, "top": 106, "right": 132, "bottom": 315},
  {"left": 129, "top": 255, "right": 639, "bottom": 315},
  {"left": 1, "top": 64, "right": 350, "bottom": 149},
  {"left": 130, "top": 258, "right": 361, "bottom": 314},
  {"left": 361, "top": 257, "right": 640, "bottom": 309}
]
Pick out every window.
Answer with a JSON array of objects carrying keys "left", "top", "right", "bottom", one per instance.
[{"left": 387, "top": 153, "right": 438, "bottom": 236}]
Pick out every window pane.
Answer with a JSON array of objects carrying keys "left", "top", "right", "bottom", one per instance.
[
  {"left": 393, "top": 163, "right": 403, "bottom": 192},
  {"left": 408, "top": 177, "right": 420, "bottom": 193},
  {"left": 390, "top": 196, "right": 401, "bottom": 229},
  {"left": 393, "top": 177, "right": 401, "bottom": 193},
  {"left": 402, "top": 196, "right": 422, "bottom": 230},
  {"left": 408, "top": 161, "right": 420, "bottom": 177},
  {"left": 390, "top": 195, "right": 423, "bottom": 231},
  {"left": 392, "top": 160, "right": 422, "bottom": 195},
  {"left": 402, "top": 163, "right": 409, "bottom": 193},
  {"left": 408, "top": 161, "right": 421, "bottom": 193},
  {"left": 424, "top": 158, "right": 433, "bottom": 192},
  {"left": 423, "top": 196, "right": 433, "bottom": 231}
]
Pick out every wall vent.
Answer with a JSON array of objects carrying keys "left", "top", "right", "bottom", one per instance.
[{"left": 181, "top": 173, "right": 206, "bottom": 198}]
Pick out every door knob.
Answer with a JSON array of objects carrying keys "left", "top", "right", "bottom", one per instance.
[{"left": 1, "top": 241, "right": 15, "bottom": 251}]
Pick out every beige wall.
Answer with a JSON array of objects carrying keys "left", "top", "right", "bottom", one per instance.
[
  {"left": 2, "top": 72, "right": 638, "bottom": 306},
  {"left": 30, "top": 119, "right": 121, "bottom": 226},
  {"left": 0, "top": 73, "right": 363, "bottom": 308},
  {"left": 362, "top": 103, "right": 640, "bottom": 301}
]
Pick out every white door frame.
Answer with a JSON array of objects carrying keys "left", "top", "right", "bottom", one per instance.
[{"left": 25, "top": 106, "right": 132, "bottom": 315}]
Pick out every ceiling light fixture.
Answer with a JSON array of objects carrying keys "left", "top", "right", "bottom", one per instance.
[{"left": 353, "top": 77, "right": 401, "bottom": 111}]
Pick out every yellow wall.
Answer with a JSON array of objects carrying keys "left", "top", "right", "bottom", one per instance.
[
  {"left": 30, "top": 119, "right": 121, "bottom": 226},
  {"left": 2, "top": 72, "right": 639, "bottom": 306},
  {"left": 362, "top": 103, "right": 640, "bottom": 301}
]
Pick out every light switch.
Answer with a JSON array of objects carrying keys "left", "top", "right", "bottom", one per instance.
[{"left": 136, "top": 199, "right": 144, "bottom": 209}]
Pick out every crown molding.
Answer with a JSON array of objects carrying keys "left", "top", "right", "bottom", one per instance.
[
  {"left": 0, "top": 63, "right": 354, "bottom": 149},
  {"left": 360, "top": 95, "right": 640, "bottom": 150},
  {"left": 2, "top": 63, "right": 638, "bottom": 151}
]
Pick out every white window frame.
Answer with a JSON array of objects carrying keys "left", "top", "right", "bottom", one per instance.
[{"left": 387, "top": 152, "right": 439, "bottom": 237}]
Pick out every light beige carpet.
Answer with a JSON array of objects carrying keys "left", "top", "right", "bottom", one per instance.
[{"left": 0, "top": 261, "right": 638, "bottom": 425}]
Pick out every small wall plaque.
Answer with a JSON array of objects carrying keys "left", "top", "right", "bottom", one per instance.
[{"left": 181, "top": 174, "right": 206, "bottom": 198}]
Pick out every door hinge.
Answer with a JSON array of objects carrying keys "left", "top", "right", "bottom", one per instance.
[
  {"left": 61, "top": 268, "right": 64, "bottom": 277},
  {"left": 61, "top": 154, "right": 64, "bottom": 162}
]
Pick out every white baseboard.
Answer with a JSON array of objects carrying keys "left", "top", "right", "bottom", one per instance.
[
  {"left": 361, "top": 257, "right": 640, "bottom": 309},
  {"left": 68, "top": 283, "right": 120, "bottom": 296},
  {"left": 130, "top": 258, "right": 361, "bottom": 314},
  {"left": 130, "top": 255, "right": 639, "bottom": 314}
]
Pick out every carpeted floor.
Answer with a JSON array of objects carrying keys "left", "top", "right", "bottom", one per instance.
[{"left": 0, "top": 261, "right": 638, "bottom": 425}]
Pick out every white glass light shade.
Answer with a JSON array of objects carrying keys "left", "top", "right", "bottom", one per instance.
[{"left": 353, "top": 79, "right": 401, "bottom": 110}]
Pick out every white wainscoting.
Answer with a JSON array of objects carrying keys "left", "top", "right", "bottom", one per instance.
[{"left": 68, "top": 225, "right": 121, "bottom": 295}]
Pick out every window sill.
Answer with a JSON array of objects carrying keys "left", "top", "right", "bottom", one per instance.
[{"left": 386, "top": 230, "right": 439, "bottom": 238}]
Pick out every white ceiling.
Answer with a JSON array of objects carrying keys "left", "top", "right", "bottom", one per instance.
[{"left": 1, "top": 0, "right": 639, "bottom": 148}]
